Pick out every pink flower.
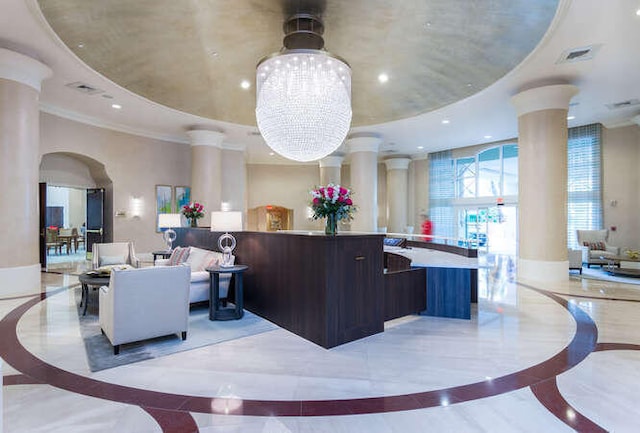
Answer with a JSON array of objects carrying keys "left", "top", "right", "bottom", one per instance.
[
  {"left": 339, "top": 187, "right": 347, "bottom": 195},
  {"left": 313, "top": 198, "right": 320, "bottom": 205},
  {"left": 346, "top": 198, "right": 352, "bottom": 205}
]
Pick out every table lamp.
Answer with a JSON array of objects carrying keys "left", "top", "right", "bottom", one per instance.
[
  {"left": 158, "top": 213, "right": 182, "bottom": 251},
  {"left": 210, "top": 211, "right": 243, "bottom": 267}
]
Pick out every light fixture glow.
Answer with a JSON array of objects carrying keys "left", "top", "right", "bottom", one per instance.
[
  {"left": 567, "top": 115, "right": 575, "bottom": 120},
  {"left": 111, "top": 104, "right": 122, "bottom": 109},
  {"left": 378, "top": 73, "right": 389, "bottom": 83},
  {"left": 484, "top": 135, "right": 492, "bottom": 139},
  {"left": 442, "top": 119, "right": 450, "bottom": 124},
  {"left": 417, "top": 146, "right": 424, "bottom": 150},
  {"left": 636, "top": 8, "right": 640, "bottom": 16},
  {"left": 256, "top": 51, "right": 351, "bottom": 162},
  {"left": 240, "top": 80, "right": 251, "bottom": 89}
]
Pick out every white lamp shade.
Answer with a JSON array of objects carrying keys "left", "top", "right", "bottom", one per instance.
[
  {"left": 210, "top": 211, "right": 243, "bottom": 232},
  {"left": 158, "top": 213, "right": 182, "bottom": 228}
]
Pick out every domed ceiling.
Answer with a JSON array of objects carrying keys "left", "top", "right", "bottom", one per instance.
[{"left": 37, "top": 0, "right": 559, "bottom": 128}]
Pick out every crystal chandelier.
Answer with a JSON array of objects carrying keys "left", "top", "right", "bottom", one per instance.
[{"left": 256, "top": 14, "right": 352, "bottom": 162}]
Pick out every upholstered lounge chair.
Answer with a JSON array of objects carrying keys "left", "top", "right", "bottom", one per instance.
[
  {"left": 92, "top": 242, "right": 141, "bottom": 269},
  {"left": 576, "top": 229, "right": 620, "bottom": 268},
  {"left": 99, "top": 265, "right": 191, "bottom": 355}
]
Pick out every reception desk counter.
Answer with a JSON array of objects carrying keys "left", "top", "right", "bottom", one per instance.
[{"left": 175, "top": 229, "right": 385, "bottom": 348}]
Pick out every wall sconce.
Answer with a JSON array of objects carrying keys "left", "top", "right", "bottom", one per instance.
[{"left": 130, "top": 197, "right": 143, "bottom": 218}]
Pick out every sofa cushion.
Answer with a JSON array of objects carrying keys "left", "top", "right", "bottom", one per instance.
[
  {"left": 169, "top": 246, "right": 190, "bottom": 266},
  {"left": 186, "top": 247, "right": 223, "bottom": 272},
  {"left": 191, "top": 271, "right": 210, "bottom": 283}
]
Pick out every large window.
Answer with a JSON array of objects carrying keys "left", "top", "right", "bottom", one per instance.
[
  {"left": 454, "top": 144, "right": 518, "bottom": 199},
  {"left": 567, "top": 124, "right": 602, "bottom": 248}
]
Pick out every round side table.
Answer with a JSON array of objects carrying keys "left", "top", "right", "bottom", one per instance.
[{"left": 205, "top": 264, "right": 248, "bottom": 320}]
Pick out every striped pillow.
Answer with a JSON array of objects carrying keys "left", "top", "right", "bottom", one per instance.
[{"left": 168, "top": 247, "right": 190, "bottom": 266}]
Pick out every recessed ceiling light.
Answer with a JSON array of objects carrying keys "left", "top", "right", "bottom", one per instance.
[
  {"left": 567, "top": 115, "right": 576, "bottom": 120},
  {"left": 240, "top": 80, "right": 251, "bottom": 89},
  {"left": 269, "top": 152, "right": 275, "bottom": 156},
  {"left": 484, "top": 135, "right": 492, "bottom": 139},
  {"left": 417, "top": 146, "right": 424, "bottom": 150},
  {"left": 111, "top": 104, "right": 122, "bottom": 110},
  {"left": 378, "top": 73, "right": 389, "bottom": 83},
  {"left": 77, "top": 43, "right": 84, "bottom": 48},
  {"left": 442, "top": 119, "right": 450, "bottom": 124}
]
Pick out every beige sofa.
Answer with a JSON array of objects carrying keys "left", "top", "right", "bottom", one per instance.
[
  {"left": 156, "top": 246, "right": 233, "bottom": 304},
  {"left": 99, "top": 265, "right": 190, "bottom": 355},
  {"left": 576, "top": 229, "right": 620, "bottom": 268}
]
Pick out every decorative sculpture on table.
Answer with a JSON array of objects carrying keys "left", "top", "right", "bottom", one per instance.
[{"left": 310, "top": 184, "right": 356, "bottom": 235}]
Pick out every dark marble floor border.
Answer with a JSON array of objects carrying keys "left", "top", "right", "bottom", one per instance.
[
  {"left": 0, "top": 282, "right": 600, "bottom": 419},
  {"left": 547, "top": 290, "right": 640, "bottom": 303}
]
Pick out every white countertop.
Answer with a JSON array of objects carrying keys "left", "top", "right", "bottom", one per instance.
[{"left": 384, "top": 246, "right": 479, "bottom": 269}]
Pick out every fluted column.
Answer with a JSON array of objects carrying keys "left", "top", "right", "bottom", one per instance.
[
  {"left": 187, "top": 129, "right": 224, "bottom": 227},
  {"left": 0, "top": 49, "right": 51, "bottom": 294},
  {"left": 385, "top": 158, "right": 411, "bottom": 233},
  {"left": 221, "top": 143, "right": 247, "bottom": 225},
  {"left": 347, "top": 135, "right": 381, "bottom": 232},
  {"left": 319, "top": 155, "right": 343, "bottom": 186},
  {"left": 511, "top": 84, "right": 579, "bottom": 282}
]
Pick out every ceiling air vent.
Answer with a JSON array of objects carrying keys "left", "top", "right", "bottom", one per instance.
[
  {"left": 556, "top": 45, "right": 600, "bottom": 64},
  {"left": 605, "top": 99, "right": 640, "bottom": 110},
  {"left": 65, "top": 81, "right": 104, "bottom": 95}
]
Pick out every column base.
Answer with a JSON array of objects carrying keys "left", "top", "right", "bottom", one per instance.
[
  {"left": 517, "top": 258, "right": 569, "bottom": 283},
  {"left": 0, "top": 264, "right": 41, "bottom": 296}
]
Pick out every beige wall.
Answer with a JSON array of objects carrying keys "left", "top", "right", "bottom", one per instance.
[
  {"left": 602, "top": 125, "right": 640, "bottom": 250},
  {"left": 39, "top": 113, "right": 190, "bottom": 253},
  {"left": 246, "top": 163, "right": 321, "bottom": 231}
]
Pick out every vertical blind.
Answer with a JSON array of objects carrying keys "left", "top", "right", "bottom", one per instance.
[
  {"left": 428, "top": 150, "right": 455, "bottom": 239},
  {"left": 567, "top": 123, "right": 602, "bottom": 248}
]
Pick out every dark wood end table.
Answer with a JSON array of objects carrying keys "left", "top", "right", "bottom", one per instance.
[
  {"left": 152, "top": 250, "right": 172, "bottom": 264},
  {"left": 205, "top": 264, "right": 248, "bottom": 321},
  {"left": 78, "top": 272, "right": 110, "bottom": 315}
]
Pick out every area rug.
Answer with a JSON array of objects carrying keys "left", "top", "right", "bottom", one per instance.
[
  {"left": 77, "top": 289, "right": 278, "bottom": 372},
  {"left": 577, "top": 267, "right": 640, "bottom": 286}
]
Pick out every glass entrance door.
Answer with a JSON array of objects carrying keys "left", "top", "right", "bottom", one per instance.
[{"left": 458, "top": 205, "right": 517, "bottom": 255}]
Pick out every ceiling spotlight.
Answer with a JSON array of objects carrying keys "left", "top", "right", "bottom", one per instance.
[
  {"left": 484, "top": 135, "right": 492, "bottom": 139},
  {"left": 442, "top": 119, "right": 450, "bottom": 124},
  {"left": 111, "top": 104, "right": 122, "bottom": 109},
  {"left": 240, "top": 80, "right": 251, "bottom": 89},
  {"left": 417, "top": 146, "right": 424, "bottom": 150},
  {"left": 567, "top": 115, "right": 576, "bottom": 120},
  {"left": 256, "top": 14, "right": 352, "bottom": 162},
  {"left": 378, "top": 73, "right": 389, "bottom": 83}
]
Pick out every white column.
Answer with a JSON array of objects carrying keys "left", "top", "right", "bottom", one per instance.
[
  {"left": 187, "top": 129, "right": 224, "bottom": 227},
  {"left": 511, "top": 84, "right": 579, "bottom": 282},
  {"left": 319, "top": 155, "right": 343, "bottom": 186},
  {"left": 221, "top": 143, "right": 247, "bottom": 225},
  {"left": 0, "top": 49, "right": 51, "bottom": 295},
  {"left": 385, "top": 158, "right": 411, "bottom": 233},
  {"left": 347, "top": 135, "right": 381, "bottom": 232}
]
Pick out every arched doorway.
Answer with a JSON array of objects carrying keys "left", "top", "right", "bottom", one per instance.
[{"left": 39, "top": 152, "right": 113, "bottom": 271}]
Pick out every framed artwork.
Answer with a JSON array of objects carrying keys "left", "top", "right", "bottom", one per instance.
[
  {"left": 156, "top": 185, "right": 173, "bottom": 232},
  {"left": 175, "top": 186, "right": 191, "bottom": 213}
]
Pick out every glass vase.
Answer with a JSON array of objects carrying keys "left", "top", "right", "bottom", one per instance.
[
  {"left": 325, "top": 213, "right": 338, "bottom": 235},
  {"left": 190, "top": 218, "right": 198, "bottom": 228}
]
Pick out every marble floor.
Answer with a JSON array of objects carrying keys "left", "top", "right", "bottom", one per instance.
[{"left": 2, "top": 258, "right": 640, "bottom": 432}]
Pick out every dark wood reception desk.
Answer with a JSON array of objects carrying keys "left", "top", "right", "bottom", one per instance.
[{"left": 174, "top": 229, "right": 385, "bottom": 348}]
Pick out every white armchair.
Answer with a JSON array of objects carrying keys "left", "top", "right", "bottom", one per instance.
[
  {"left": 92, "top": 242, "right": 141, "bottom": 269},
  {"left": 99, "top": 265, "right": 191, "bottom": 355},
  {"left": 576, "top": 229, "right": 620, "bottom": 268}
]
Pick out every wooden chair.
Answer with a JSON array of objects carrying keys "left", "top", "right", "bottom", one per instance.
[
  {"left": 72, "top": 227, "right": 84, "bottom": 251},
  {"left": 45, "top": 228, "right": 65, "bottom": 255}
]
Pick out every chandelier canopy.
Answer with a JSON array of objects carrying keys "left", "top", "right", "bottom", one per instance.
[{"left": 255, "top": 14, "right": 352, "bottom": 162}]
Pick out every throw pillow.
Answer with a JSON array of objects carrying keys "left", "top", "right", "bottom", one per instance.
[
  {"left": 99, "top": 255, "right": 126, "bottom": 266},
  {"left": 169, "top": 247, "right": 190, "bottom": 266}
]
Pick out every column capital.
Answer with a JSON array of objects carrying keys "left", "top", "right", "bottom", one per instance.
[
  {"left": 384, "top": 158, "right": 411, "bottom": 171},
  {"left": 511, "top": 84, "right": 579, "bottom": 117},
  {"left": 346, "top": 134, "right": 382, "bottom": 154},
  {"left": 186, "top": 129, "right": 225, "bottom": 148},
  {"left": 0, "top": 48, "right": 52, "bottom": 92},
  {"left": 319, "top": 155, "right": 344, "bottom": 168}
]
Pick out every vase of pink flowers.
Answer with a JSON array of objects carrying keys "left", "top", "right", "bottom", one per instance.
[
  {"left": 309, "top": 184, "right": 356, "bottom": 235},
  {"left": 182, "top": 202, "right": 204, "bottom": 227}
]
